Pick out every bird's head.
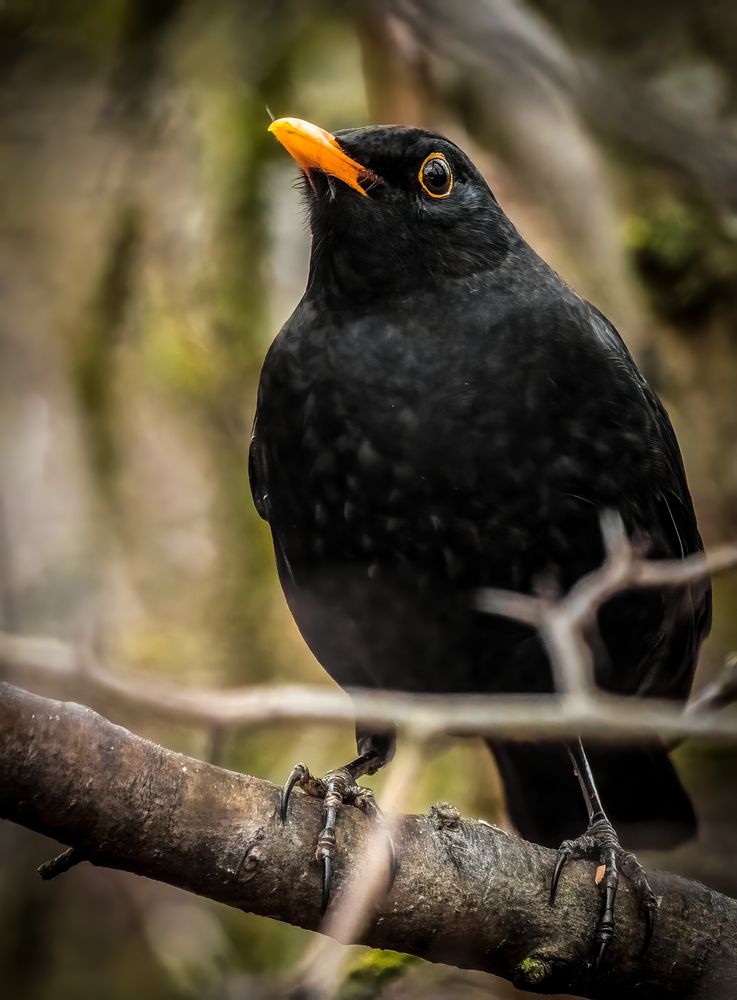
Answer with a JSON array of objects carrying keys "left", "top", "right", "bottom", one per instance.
[{"left": 269, "top": 117, "right": 519, "bottom": 302}]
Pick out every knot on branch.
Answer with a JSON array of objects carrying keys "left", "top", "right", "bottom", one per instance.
[{"left": 430, "top": 801, "right": 461, "bottom": 830}]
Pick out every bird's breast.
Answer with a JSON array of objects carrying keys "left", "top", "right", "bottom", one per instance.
[{"left": 262, "top": 314, "right": 599, "bottom": 596}]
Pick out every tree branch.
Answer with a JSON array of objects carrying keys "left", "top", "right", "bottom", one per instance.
[{"left": 1, "top": 681, "right": 736, "bottom": 999}]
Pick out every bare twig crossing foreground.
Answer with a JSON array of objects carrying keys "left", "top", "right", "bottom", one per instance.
[
  {"left": 3, "top": 629, "right": 737, "bottom": 744},
  {"left": 1, "top": 682, "right": 736, "bottom": 999},
  {"left": 2, "top": 528, "right": 736, "bottom": 745}
]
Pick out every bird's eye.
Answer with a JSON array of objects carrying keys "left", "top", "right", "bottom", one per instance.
[{"left": 418, "top": 153, "right": 453, "bottom": 199}]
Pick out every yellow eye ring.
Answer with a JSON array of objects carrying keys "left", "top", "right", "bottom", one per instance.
[{"left": 418, "top": 152, "right": 453, "bottom": 199}]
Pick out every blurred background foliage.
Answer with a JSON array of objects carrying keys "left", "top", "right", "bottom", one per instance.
[{"left": 1, "top": 1, "right": 737, "bottom": 998}]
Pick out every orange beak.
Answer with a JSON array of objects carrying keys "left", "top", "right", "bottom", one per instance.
[{"left": 268, "top": 117, "right": 380, "bottom": 197}]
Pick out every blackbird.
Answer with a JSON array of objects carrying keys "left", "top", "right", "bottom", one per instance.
[{"left": 251, "top": 117, "right": 711, "bottom": 965}]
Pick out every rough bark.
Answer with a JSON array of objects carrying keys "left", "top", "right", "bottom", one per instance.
[{"left": 1, "top": 681, "right": 735, "bottom": 999}]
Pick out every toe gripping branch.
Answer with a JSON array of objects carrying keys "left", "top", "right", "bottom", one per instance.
[
  {"left": 550, "top": 816, "right": 658, "bottom": 971},
  {"left": 279, "top": 762, "right": 397, "bottom": 914}
]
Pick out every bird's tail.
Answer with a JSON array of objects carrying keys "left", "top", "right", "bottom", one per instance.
[{"left": 487, "top": 739, "right": 697, "bottom": 850}]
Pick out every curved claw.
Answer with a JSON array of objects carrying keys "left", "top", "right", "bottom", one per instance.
[
  {"left": 356, "top": 790, "right": 398, "bottom": 890},
  {"left": 639, "top": 903, "right": 655, "bottom": 957},
  {"left": 280, "top": 763, "right": 307, "bottom": 823},
  {"left": 553, "top": 820, "right": 656, "bottom": 968},
  {"left": 594, "top": 854, "right": 618, "bottom": 971},
  {"left": 320, "top": 854, "right": 332, "bottom": 915},
  {"left": 280, "top": 759, "right": 394, "bottom": 919},
  {"left": 594, "top": 939, "right": 609, "bottom": 974},
  {"left": 550, "top": 846, "right": 570, "bottom": 905},
  {"left": 620, "top": 849, "right": 658, "bottom": 958}
]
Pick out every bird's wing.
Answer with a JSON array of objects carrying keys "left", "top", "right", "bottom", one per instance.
[
  {"left": 586, "top": 304, "right": 712, "bottom": 697},
  {"left": 644, "top": 379, "right": 712, "bottom": 693},
  {"left": 248, "top": 416, "right": 270, "bottom": 522},
  {"left": 588, "top": 303, "right": 705, "bottom": 558}
]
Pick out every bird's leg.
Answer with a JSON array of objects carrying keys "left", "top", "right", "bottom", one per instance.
[
  {"left": 550, "top": 739, "right": 658, "bottom": 970},
  {"left": 279, "top": 728, "right": 396, "bottom": 914}
]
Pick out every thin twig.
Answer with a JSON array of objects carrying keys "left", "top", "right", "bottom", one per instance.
[
  {"left": 37, "top": 846, "right": 86, "bottom": 881},
  {"left": 1, "top": 533, "right": 736, "bottom": 742},
  {"left": 685, "top": 654, "right": 737, "bottom": 716},
  {"left": 476, "top": 524, "right": 732, "bottom": 633},
  {"left": 476, "top": 520, "right": 733, "bottom": 698},
  {"left": 2, "top": 631, "right": 737, "bottom": 742}
]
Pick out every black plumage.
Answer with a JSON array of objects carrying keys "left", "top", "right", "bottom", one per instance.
[{"left": 250, "top": 120, "right": 711, "bottom": 952}]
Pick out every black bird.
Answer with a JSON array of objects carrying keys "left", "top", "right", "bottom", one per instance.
[{"left": 250, "top": 117, "right": 711, "bottom": 964}]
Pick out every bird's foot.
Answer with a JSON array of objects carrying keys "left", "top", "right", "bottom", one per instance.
[
  {"left": 550, "top": 815, "right": 657, "bottom": 971},
  {"left": 279, "top": 761, "right": 396, "bottom": 914}
]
